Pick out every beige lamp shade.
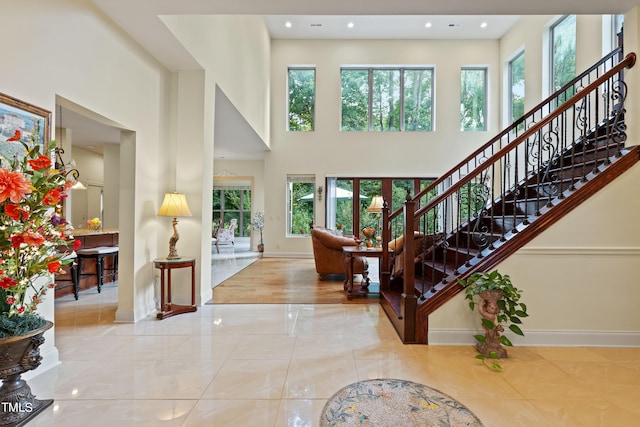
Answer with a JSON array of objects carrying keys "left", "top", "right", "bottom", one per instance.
[
  {"left": 367, "top": 196, "right": 384, "bottom": 213},
  {"left": 158, "top": 192, "right": 191, "bottom": 259},
  {"left": 157, "top": 192, "right": 192, "bottom": 218}
]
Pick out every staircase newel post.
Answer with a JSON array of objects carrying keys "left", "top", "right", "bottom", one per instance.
[
  {"left": 402, "top": 195, "right": 418, "bottom": 342},
  {"left": 380, "top": 199, "right": 391, "bottom": 292}
]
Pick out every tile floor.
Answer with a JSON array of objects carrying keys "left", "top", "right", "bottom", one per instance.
[{"left": 27, "top": 250, "right": 640, "bottom": 426}]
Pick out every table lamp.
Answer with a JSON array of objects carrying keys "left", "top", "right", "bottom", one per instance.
[
  {"left": 157, "top": 192, "right": 192, "bottom": 259},
  {"left": 367, "top": 196, "right": 384, "bottom": 246}
]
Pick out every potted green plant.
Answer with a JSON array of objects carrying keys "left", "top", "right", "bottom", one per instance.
[
  {"left": 0, "top": 129, "right": 79, "bottom": 424},
  {"left": 251, "top": 211, "right": 264, "bottom": 252},
  {"left": 458, "top": 270, "right": 529, "bottom": 370}
]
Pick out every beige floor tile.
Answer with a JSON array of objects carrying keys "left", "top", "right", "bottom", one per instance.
[
  {"left": 202, "top": 359, "right": 289, "bottom": 399},
  {"left": 275, "top": 399, "right": 327, "bottom": 427},
  {"left": 29, "top": 400, "right": 196, "bottom": 427},
  {"left": 528, "top": 399, "right": 638, "bottom": 427},
  {"left": 182, "top": 399, "right": 280, "bottom": 427},
  {"left": 284, "top": 358, "right": 359, "bottom": 399}
]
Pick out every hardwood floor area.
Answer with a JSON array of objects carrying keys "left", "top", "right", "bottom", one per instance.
[{"left": 210, "top": 258, "right": 379, "bottom": 304}]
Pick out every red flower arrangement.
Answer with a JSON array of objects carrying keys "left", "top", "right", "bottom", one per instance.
[{"left": 0, "top": 128, "right": 78, "bottom": 336}]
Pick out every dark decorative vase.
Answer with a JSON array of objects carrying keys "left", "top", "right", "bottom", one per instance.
[
  {"left": 0, "top": 321, "right": 53, "bottom": 427},
  {"left": 257, "top": 243, "right": 264, "bottom": 253}
]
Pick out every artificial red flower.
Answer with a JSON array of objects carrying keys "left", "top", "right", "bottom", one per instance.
[
  {"left": 11, "top": 235, "right": 24, "bottom": 248},
  {"left": 4, "top": 203, "right": 29, "bottom": 221},
  {"left": 24, "top": 232, "right": 44, "bottom": 246},
  {"left": 28, "top": 155, "right": 52, "bottom": 170},
  {"left": 0, "top": 168, "right": 32, "bottom": 203},
  {"left": 73, "top": 239, "right": 82, "bottom": 251},
  {"left": 42, "top": 188, "right": 61, "bottom": 205},
  {"left": 6, "top": 130, "right": 21, "bottom": 141},
  {"left": 47, "top": 260, "right": 61, "bottom": 274},
  {"left": 17, "top": 306, "right": 25, "bottom": 314},
  {"left": 5, "top": 296, "right": 15, "bottom": 305},
  {"left": 0, "top": 277, "right": 17, "bottom": 289}
]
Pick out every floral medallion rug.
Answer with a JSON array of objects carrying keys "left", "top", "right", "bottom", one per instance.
[{"left": 320, "top": 378, "right": 484, "bottom": 427}]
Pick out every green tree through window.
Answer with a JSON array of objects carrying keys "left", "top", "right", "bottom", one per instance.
[
  {"left": 460, "top": 68, "right": 487, "bottom": 131},
  {"left": 341, "top": 67, "right": 433, "bottom": 131},
  {"left": 551, "top": 15, "right": 576, "bottom": 100},
  {"left": 509, "top": 52, "right": 525, "bottom": 130},
  {"left": 288, "top": 68, "right": 315, "bottom": 131}
]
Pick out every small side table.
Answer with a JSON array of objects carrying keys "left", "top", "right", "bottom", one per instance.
[
  {"left": 342, "top": 246, "right": 393, "bottom": 300},
  {"left": 153, "top": 257, "right": 197, "bottom": 319}
]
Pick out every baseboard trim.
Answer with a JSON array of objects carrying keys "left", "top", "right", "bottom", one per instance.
[
  {"left": 428, "top": 329, "right": 640, "bottom": 347},
  {"left": 262, "top": 252, "right": 314, "bottom": 259}
]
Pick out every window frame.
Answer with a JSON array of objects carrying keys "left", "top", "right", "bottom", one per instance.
[
  {"left": 286, "top": 175, "right": 315, "bottom": 237},
  {"left": 340, "top": 66, "right": 434, "bottom": 132},
  {"left": 212, "top": 188, "right": 252, "bottom": 237},
  {"left": 287, "top": 66, "right": 316, "bottom": 132},
  {"left": 460, "top": 66, "right": 488, "bottom": 132},
  {"left": 549, "top": 15, "right": 577, "bottom": 95},
  {"left": 508, "top": 50, "right": 525, "bottom": 128}
]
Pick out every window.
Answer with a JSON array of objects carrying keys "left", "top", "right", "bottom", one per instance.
[
  {"left": 460, "top": 67, "right": 487, "bottom": 131},
  {"left": 287, "top": 175, "right": 315, "bottom": 236},
  {"left": 213, "top": 187, "right": 252, "bottom": 237},
  {"left": 288, "top": 67, "right": 315, "bottom": 131},
  {"left": 551, "top": 15, "right": 576, "bottom": 94},
  {"left": 341, "top": 67, "right": 433, "bottom": 131},
  {"left": 613, "top": 14, "right": 624, "bottom": 49},
  {"left": 508, "top": 52, "right": 525, "bottom": 127},
  {"left": 326, "top": 177, "right": 435, "bottom": 237}
]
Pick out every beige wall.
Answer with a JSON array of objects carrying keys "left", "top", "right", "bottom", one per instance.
[{"left": 268, "top": 39, "right": 501, "bottom": 255}]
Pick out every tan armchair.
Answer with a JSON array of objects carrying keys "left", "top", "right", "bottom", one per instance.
[{"left": 311, "top": 227, "right": 369, "bottom": 281}]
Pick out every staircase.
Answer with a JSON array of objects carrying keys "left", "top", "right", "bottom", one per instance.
[{"left": 379, "top": 49, "right": 638, "bottom": 344}]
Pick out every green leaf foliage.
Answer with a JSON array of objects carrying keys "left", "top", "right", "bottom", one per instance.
[{"left": 458, "top": 270, "right": 529, "bottom": 370}]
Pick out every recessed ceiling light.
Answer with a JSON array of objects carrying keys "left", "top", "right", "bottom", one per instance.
[
  {"left": 347, "top": 22, "right": 354, "bottom": 29},
  {"left": 480, "top": 22, "right": 488, "bottom": 28},
  {"left": 285, "top": 21, "right": 292, "bottom": 28},
  {"left": 425, "top": 22, "right": 432, "bottom": 28}
]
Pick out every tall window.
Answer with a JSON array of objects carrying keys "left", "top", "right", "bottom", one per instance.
[
  {"left": 287, "top": 175, "right": 315, "bottom": 236},
  {"left": 341, "top": 67, "right": 433, "bottom": 131},
  {"left": 288, "top": 67, "right": 315, "bottom": 131},
  {"left": 551, "top": 15, "right": 576, "bottom": 94},
  {"left": 212, "top": 188, "right": 252, "bottom": 237},
  {"left": 509, "top": 52, "right": 525, "bottom": 127},
  {"left": 612, "top": 14, "right": 624, "bottom": 49},
  {"left": 460, "top": 67, "right": 487, "bottom": 131}
]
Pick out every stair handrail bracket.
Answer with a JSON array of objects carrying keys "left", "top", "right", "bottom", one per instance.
[{"left": 381, "top": 51, "right": 637, "bottom": 344}]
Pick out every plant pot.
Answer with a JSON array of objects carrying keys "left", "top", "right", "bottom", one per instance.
[
  {"left": 257, "top": 243, "right": 264, "bottom": 253},
  {"left": 476, "top": 290, "right": 508, "bottom": 358},
  {"left": 0, "top": 320, "right": 53, "bottom": 426}
]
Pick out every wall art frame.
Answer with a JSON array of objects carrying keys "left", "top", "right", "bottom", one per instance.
[{"left": 0, "top": 92, "right": 50, "bottom": 161}]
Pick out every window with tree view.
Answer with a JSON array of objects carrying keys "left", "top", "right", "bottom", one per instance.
[
  {"left": 551, "top": 15, "right": 576, "bottom": 98},
  {"left": 287, "top": 175, "right": 315, "bottom": 236},
  {"left": 509, "top": 52, "right": 525, "bottom": 129},
  {"left": 288, "top": 68, "right": 315, "bottom": 131},
  {"left": 341, "top": 67, "right": 433, "bottom": 131},
  {"left": 460, "top": 67, "right": 487, "bottom": 131}
]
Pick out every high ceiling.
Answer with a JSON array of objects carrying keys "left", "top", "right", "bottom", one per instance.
[{"left": 64, "top": 1, "right": 638, "bottom": 159}]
